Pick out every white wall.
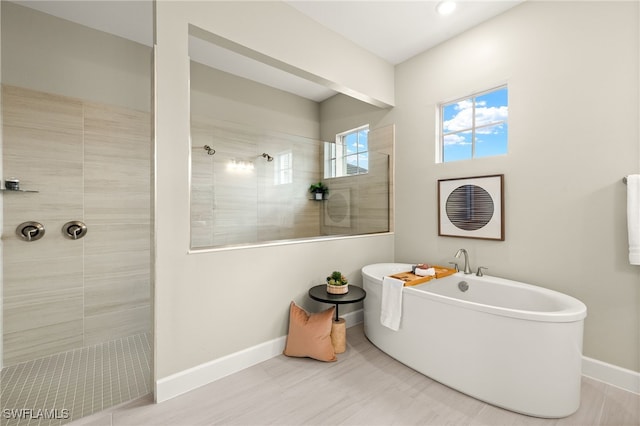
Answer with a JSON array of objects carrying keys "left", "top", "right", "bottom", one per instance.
[
  {"left": 191, "top": 62, "right": 320, "bottom": 138},
  {"left": 155, "top": 1, "right": 394, "bottom": 382},
  {"left": 319, "top": 94, "right": 390, "bottom": 142},
  {"left": 190, "top": 1, "right": 393, "bottom": 108},
  {"left": 389, "top": 1, "right": 639, "bottom": 372},
  {"left": 1, "top": 2, "right": 151, "bottom": 111}
]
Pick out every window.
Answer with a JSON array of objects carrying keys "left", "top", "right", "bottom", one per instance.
[
  {"left": 439, "top": 86, "right": 508, "bottom": 163},
  {"left": 274, "top": 150, "right": 293, "bottom": 185},
  {"left": 324, "top": 125, "right": 369, "bottom": 178}
]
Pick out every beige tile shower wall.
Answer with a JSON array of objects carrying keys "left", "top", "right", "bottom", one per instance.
[
  {"left": 190, "top": 117, "right": 322, "bottom": 248},
  {"left": 321, "top": 125, "right": 393, "bottom": 236},
  {"left": 2, "top": 85, "right": 85, "bottom": 365},
  {"left": 83, "top": 102, "right": 151, "bottom": 346},
  {"left": 191, "top": 117, "right": 259, "bottom": 247},
  {"left": 190, "top": 119, "right": 218, "bottom": 248},
  {"left": 256, "top": 132, "right": 322, "bottom": 242},
  {"left": 359, "top": 125, "right": 393, "bottom": 234},
  {"left": 1, "top": 85, "right": 150, "bottom": 366}
]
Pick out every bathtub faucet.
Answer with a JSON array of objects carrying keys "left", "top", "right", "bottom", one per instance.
[{"left": 455, "top": 248, "right": 472, "bottom": 274}]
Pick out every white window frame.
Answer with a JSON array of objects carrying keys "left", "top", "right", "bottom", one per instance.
[
  {"left": 274, "top": 150, "right": 293, "bottom": 185},
  {"left": 438, "top": 85, "right": 508, "bottom": 163},
  {"left": 325, "top": 125, "right": 369, "bottom": 179}
]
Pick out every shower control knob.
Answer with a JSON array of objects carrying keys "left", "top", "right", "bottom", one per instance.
[
  {"left": 16, "top": 221, "right": 45, "bottom": 242},
  {"left": 62, "top": 221, "right": 87, "bottom": 240},
  {"left": 68, "top": 225, "right": 82, "bottom": 237}
]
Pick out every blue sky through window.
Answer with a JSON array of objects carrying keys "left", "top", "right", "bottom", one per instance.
[
  {"left": 345, "top": 132, "right": 358, "bottom": 154},
  {"left": 345, "top": 127, "right": 369, "bottom": 173},
  {"left": 442, "top": 86, "right": 508, "bottom": 162},
  {"left": 325, "top": 126, "right": 370, "bottom": 178}
]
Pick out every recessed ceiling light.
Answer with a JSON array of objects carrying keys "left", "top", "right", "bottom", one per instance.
[{"left": 436, "top": 1, "right": 457, "bottom": 16}]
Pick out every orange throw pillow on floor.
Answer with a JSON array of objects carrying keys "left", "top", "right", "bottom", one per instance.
[{"left": 283, "top": 301, "right": 337, "bottom": 362}]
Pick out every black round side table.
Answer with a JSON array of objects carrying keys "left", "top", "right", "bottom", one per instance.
[{"left": 308, "top": 285, "right": 366, "bottom": 322}]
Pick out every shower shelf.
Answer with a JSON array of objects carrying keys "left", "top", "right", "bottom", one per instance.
[{"left": 1, "top": 188, "right": 39, "bottom": 193}]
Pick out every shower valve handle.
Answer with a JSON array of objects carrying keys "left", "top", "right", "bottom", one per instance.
[
  {"left": 62, "top": 221, "right": 88, "bottom": 240},
  {"left": 16, "top": 221, "right": 46, "bottom": 242},
  {"left": 68, "top": 225, "right": 82, "bottom": 239},
  {"left": 23, "top": 226, "right": 39, "bottom": 240}
]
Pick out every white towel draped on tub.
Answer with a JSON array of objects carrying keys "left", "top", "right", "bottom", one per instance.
[
  {"left": 381, "top": 276, "right": 404, "bottom": 331},
  {"left": 628, "top": 174, "right": 640, "bottom": 265}
]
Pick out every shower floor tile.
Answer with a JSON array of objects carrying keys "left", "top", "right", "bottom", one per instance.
[{"left": 1, "top": 333, "right": 151, "bottom": 426}]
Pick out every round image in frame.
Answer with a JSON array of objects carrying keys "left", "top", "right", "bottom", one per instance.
[
  {"left": 327, "top": 192, "right": 348, "bottom": 223},
  {"left": 446, "top": 185, "right": 494, "bottom": 231}
]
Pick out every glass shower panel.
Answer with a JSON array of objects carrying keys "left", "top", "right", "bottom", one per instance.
[
  {"left": 191, "top": 119, "right": 259, "bottom": 247},
  {"left": 257, "top": 131, "right": 323, "bottom": 242},
  {"left": 190, "top": 118, "right": 391, "bottom": 249},
  {"left": 321, "top": 151, "right": 389, "bottom": 236},
  {"left": 190, "top": 118, "right": 324, "bottom": 248}
]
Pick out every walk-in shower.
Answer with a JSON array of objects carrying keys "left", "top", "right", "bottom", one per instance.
[{"left": 0, "top": 2, "right": 153, "bottom": 425}]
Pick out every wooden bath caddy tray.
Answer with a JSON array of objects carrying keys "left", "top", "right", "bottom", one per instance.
[{"left": 389, "top": 266, "right": 457, "bottom": 287}]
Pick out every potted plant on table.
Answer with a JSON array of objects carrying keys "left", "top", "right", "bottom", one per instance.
[
  {"left": 309, "top": 182, "right": 328, "bottom": 200},
  {"left": 326, "top": 271, "right": 349, "bottom": 294}
]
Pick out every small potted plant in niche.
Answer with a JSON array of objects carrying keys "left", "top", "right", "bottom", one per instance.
[
  {"left": 309, "top": 182, "right": 328, "bottom": 200},
  {"left": 326, "top": 271, "right": 349, "bottom": 294}
]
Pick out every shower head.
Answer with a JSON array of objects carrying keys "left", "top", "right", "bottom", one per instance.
[{"left": 261, "top": 153, "right": 274, "bottom": 162}]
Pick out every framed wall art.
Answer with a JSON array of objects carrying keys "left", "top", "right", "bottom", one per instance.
[{"left": 438, "top": 174, "right": 504, "bottom": 241}]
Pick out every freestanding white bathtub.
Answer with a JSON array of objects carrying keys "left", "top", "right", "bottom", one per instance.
[{"left": 362, "top": 263, "right": 587, "bottom": 418}]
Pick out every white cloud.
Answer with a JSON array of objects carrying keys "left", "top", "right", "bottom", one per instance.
[
  {"left": 444, "top": 104, "right": 473, "bottom": 131},
  {"left": 444, "top": 101, "right": 507, "bottom": 133},
  {"left": 476, "top": 106, "right": 508, "bottom": 127},
  {"left": 443, "top": 133, "right": 470, "bottom": 146},
  {"left": 456, "top": 99, "right": 474, "bottom": 110},
  {"left": 477, "top": 122, "right": 506, "bottom": 135}
]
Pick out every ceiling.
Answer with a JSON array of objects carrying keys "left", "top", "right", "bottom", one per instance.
[
  {"left": 286, "top": 1, "right": 523, "bottom": 65},
  {"left": 13, "top": 0, "right": 524, "bottom": 102}
]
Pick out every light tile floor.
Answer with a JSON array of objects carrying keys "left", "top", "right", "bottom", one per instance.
[
  {"left": 1, "top": 333, "right": 151, "bottom": 426},
  {"left": 68, "top": 325, "right": 639, "bottom": 426}
]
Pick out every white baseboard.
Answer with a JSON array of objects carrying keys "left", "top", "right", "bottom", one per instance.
[
  {"left": 156, "top": 311, "right": 638, "bottom": 403},
  {"left": 582, "top": 356, "right": 640, "bottom": 395},
  {"left": 155, "top": 309, "right": 363, "bottom": 403},
  {"left": 155, "top": 334, "right": 286, "bottom": 403},
  {"left": 342, "top": 308, "right": 364, "bottom": 328}
]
